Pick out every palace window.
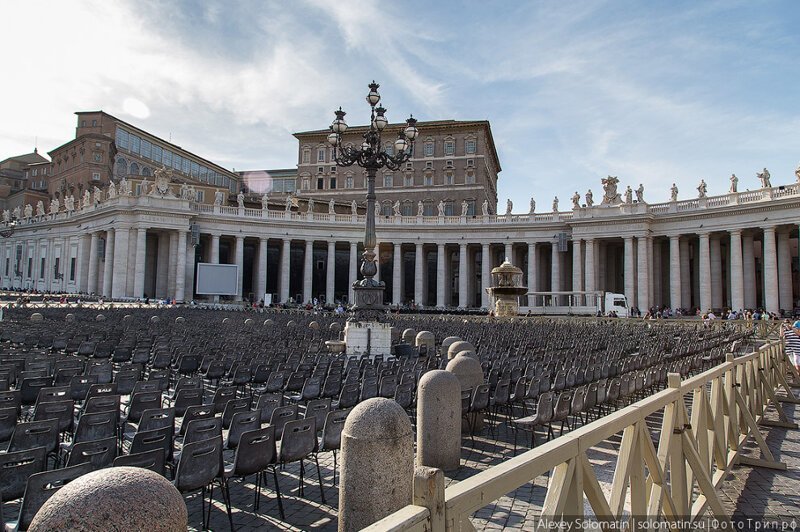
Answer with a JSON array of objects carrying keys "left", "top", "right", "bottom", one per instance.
[
  {"left": 423, "top": 201, "right": 435, "bottom": 216},
  {"left": 317, "top": 177, "right": 324, "bottom": 190},
  {"left": 345, "top": 176, "right": 354, "bottom": 189},
  {"left": 302, "top": 148, "right": 311, "bottom": 164},
  {"left": 141, "top": 140, "right": 151, "bottom": 159},
  {"left": 445, "top": 172, "right": 454, "bottom": 185},
  {"left": 330, "top": 177, "right": 336, "bottom": 189},
  {"left": 382, "top": 201, "right": 392, "bottom": 216},
  {"left": 152, "top": 145, "right": 162, "bottom": 163},
  {"left": 444, "top": 140, "right": 455, "bottom": 156},
  {"left": 317, "top": 148, "right": 325, "bottom": 163},
  {"left": 130, "top": 162, "right": 140, "bottom": 175},
  {"left": 131, "top": 135, "right": 140, "bottom": 153},
  {"left": 466, "top": 200, "right": 476, "bottom": 216},
  {"left": 383, "top": 174, "right": 393, "bottom": 188},
  {"left": 404, "top": 174, "right": 413, "bottom": 187},
  {"left": 424, "top": 174, "right": 433, "bottom": 186},
  {"left": 443, "top": 201, "right": 454, "bottom": 216},
  {"left": 465, "top": 139, "right": 476, "bottom": 154},
  {"left": 302, "top": 178, "right": 310, "bottom": 190},
  {"left": 466, "top": 170, "right": 475, "bottom": 184},
  {"left": 424, "top": 142, "right": 434, "bottom": 157}
]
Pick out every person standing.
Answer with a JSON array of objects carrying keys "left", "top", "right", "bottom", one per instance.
[{"left": 782, "top": 319, "right": 800, "bottom": 377}]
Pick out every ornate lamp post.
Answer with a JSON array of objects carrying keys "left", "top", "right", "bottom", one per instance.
[{"left": 327, "top": 81, "right": 418, "bottom": 320}]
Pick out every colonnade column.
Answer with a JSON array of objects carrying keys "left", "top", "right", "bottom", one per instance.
[
  {"left": 234, "top": 236, "right": 244, "bottom": 301},
  {"left": 637, "top": 236, "right": 650, "bottom": 311},
  {"left": 326, "top": 241, "right": 336, "bottom": 305},
  {"left": 458, "top": 243, "right": 468, "bottom": 308},
  {"left": 175, "top": 231, "right": 187, "bottom": 302},
  {"left": 679, "top": 239, "right": 691, "bottom": 309},
  {"left": 257, "top": 237, "right": 268, "bottom": 302},
  {"left": 280, "top": 239, "right": 290, "bottom": 303},
  {"left": 504, "top": 242, "right": 512, "bottom": 262},
  {"left": 742, "top": 233, "right": 756, "bottom": 309},
  {"left": 111, "top": 226, "right": 130, "bottom": 298},
  {"left": 710, "top": 236, "right": 722, "bottom": 309},
  {"left": 392, "top": 243, "right": 402, "bottom": 305},
  {"left": 87, "top": 233, "right": 100, "bottom": 295},
  {"left": 729, "top": 230, "right": 744, "bottom": 312},
  {"left": 669, "top": 236, "right": 681, "bottom": 310},
  {"left": 303, "top": 240, "right": 313, "bottom": 303},
  {"left": 762, "top": 226, "right": 779, "bottom": 314},
  {"left": 527, "top": 243, "right": 537, "bottom": 306},
  {"left": 133, "top": 227, "right": 147, "bottom": 298},
  {"left": 572, "top": 239, "right": 583, "bottom": 304},
  {"left": 348, "top": 242, "right": 358, "bottom": 304},
  {"left": 102, "top": 229, "right": 114, "bottom": 297},
  {"left": 210, "top": 233, "right": 220, "bottom": 303},
  {"left": 414, "top": 243, "right": 424, "bottom": 306},
  {"left": 698, "top": 233, "right": 711, "bottom": 312},
  {"left": 584, "top": 239, "right": 595, "bottom": 293},
  {"left": 551, "top": 244, "right": 561, "bottom": 305},
  {"left": 777, "top": 230, "right": 793, "bottom": 312},
  {"left": 623, "top": 236, "right": 635, "bottom": 308},
  {"left": 481, "top": 243, "right": 491, "bottom": 308},
  {"left": 167, "top": 232, "right": 178, "bottom": 297},
  {"left": 436, "top": 244, "right": 445, "bottom": 307}
]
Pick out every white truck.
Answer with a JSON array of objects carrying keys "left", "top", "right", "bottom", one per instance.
[{"left": 519, "top": 291, "right": 630, "bottom": 317}]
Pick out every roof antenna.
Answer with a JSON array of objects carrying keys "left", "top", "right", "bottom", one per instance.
[{"left": 34, "top": 136, "right": 38, "bottom": 153}]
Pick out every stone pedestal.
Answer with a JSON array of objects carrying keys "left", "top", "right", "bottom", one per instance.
[
  {"left": 417, "top": 370, "right": 461, "bottom": 471},
  {"left": 344, "top": 321, "right": 392, "bottom": 356}
]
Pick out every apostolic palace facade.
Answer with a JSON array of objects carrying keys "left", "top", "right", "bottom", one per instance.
[{"left": 1, "top": 111, "right": 799, "bottom": 315}]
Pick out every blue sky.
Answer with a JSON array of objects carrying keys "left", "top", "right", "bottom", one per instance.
[{"left": 1, "top": 0, "right": 798, "bottom": 208}]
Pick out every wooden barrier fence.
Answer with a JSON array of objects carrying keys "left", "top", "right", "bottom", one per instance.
[{"left": 365, "top": 340, "right": 799, "bottom": 531}]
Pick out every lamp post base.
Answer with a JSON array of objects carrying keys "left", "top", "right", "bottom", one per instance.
[{"left": 350, "top": 282, "right": 386, "bottom": 323}]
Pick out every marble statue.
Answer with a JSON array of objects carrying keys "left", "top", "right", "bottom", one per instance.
[
  {"left": 636, "top": 184, "right": 644, "bottom": 203},
  {"left": 179, "top": 182, "right": 189, "bottom": 199},
  {"left": 795, "top": 163, "right": 800, "bottom": 183},
  {"left": 529, "top": 197, "right": 536, "bottom": 214},
  {"left": 107, "top": 180, "right": 116, "bottom": 198},
  {"left": 461, "top": 200, "right": 468, "bottom": 216},
  {"left": 552, "top": 196, "right": 559, "bottom": 212},
  {"left": 601, "top": 175, "right": 622, "bottom": 205},
  {"left": 506, "top": 199, "right": 513, "bottom": 215},
  {"left": 307, "top": 197, "right": 315, "bottom": 213},
  {"left": 482, "top": 199, "right": 489, "bottom": 216},
  {"left": 438, "top": 200, "right": 445, "bottom": 217},
  {"left": 586, "top": 189, "right": 594, "bottom": 207},
  {"left": 187, "top": 186, "right": 198, "bottom": 202},
  {"left": 393, "top": 200, "right": 401, "bottom": 216},
  {"left": 571, "top": 191, "right": 580, "bottom": 209},
  {"left": 83, "top": 190, "right": 91, "bottom": 209},
  {"left": 328, "top": 199, "right": 335, "bottom": 214},
  {"left": 417, "top": 200, "right": 424, "bottom": 216},
  {"left": 2, "top": 210, "right": 9, "bottom": 223},
  {"left": 13, "top": 206, "right": 21, "bottom": 220},
  {"left": 66, "top": 195, "right": 75, "bottom": 213},
  {"left": 670, "top": 183, "right": 679, "bottom": 201},
  {"left": 36, "top": 201, "right": 45, "bottom": 218},
  {"left": 351, "top": 200, "right": 358, "bottom": 215},
  {"left": 697, "top": 179, "right": 707, "bottom": 198},
  {"left": 262, "top": 194, "right": 269, "bottom": 210},
  {"left": 24, "top": 203, "right": 32, "bottom": 219},
  {"left": 120, "top": 176, "right": 130, "bottom": 196},
  {"left": 285, "top": 195, "right": 293, "bottom": 211},
  {"left": 757, "top": 167, "right": 771, "bottom": 188},
  {"left": 48, "top": 199, "right": 58, "bottom": 216},
  {"left": 93, "top": 186, "right": 102, "bottom": 204},
  {"left": 375, "top": 201, "right": 382, "bottom": 218},
  {"left": 237, "top": 191, "right": 245, "bottom": 208},
  {"left": 624, "top": 186, "right": 633, "bottom": 204},
  {"left": 139, "top": 177, "right": 149, "bottom": 196},
  {"left": 729, "top": 174, "right": 738, "bottom": 193},
  {"left": 214, "top": 189, "right": 224, "bottom": 206}
]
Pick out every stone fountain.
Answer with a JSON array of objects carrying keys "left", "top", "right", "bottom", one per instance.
[{"left": 485, "top": 259, "right": 528, "bottom": 317}]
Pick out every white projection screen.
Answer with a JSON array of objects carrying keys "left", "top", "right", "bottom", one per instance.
[{"left": 195, "top": 263, "right": 239, "bottom": 295}]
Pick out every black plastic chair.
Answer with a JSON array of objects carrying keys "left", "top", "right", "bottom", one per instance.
[
  {"left": 8, "top": 463, "right": 92, "bottom": 532},
  {"left": 66, "top": 436, "right": 117, "bottom": 471},
  {"left": 226, "top": 411, "right": 260, "bottom": 450},
  {"left": 0, "top": 446, "right": 47, "bottom": 526},
  {"left": 318, "top": 408, "right": 349, "bottom": 488},
  {"left": 223, "top": 426, "right": 282, "bottom": 518},
  {"left": 113, "top": 448, "right": 166, "bottom": 476},
  {"left": 277, "top": 418, "right": 325, "bottom": 504},
  {"left": 173, "top": 435, "right": 231, "bottom": 531}
]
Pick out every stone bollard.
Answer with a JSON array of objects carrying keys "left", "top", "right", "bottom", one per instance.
[
  {"left": 30, "top": 313, "right": 43, "bottom": 322},
  {"left": 65, "top": 313, "right": 75, "bottom": 322},
  {"left": 416, "top": 370, "right": 461, "bottom": 471},
  {"left": 441, "top": 336, "right": 461, "bottom": 354},
  {"left": 454, "top": 349, "right": 479, "bottom": 360},
  {"left": 339, "top": 398, "right": 413, "bottom": 531},
  {"left": 95, "top": 314, "right": 106, "bottom": 322},
  {"left": 309, "top": 320, "right": 320, "bottom": 330},
  {"left": 415, "top": 331, "right": 435, "bottom": 355},
  {"left": 446, "top": 354, "right": 485, "bottom": 433},
  {"left": 29, "top": 467, "right": 187, "bottom": 531},
  {"left": 263, "top": 319, "right": 274, "bottom": 327},
  {"left": 401, "top": 328, "right": 416, "bottom": 345},
  {"left": 448, "top": 340, "right": 475, "bottom": 360}
]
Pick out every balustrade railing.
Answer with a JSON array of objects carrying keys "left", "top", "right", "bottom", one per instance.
[{"left": 367, "top": 340, "right": 798, "bottom": 531}]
